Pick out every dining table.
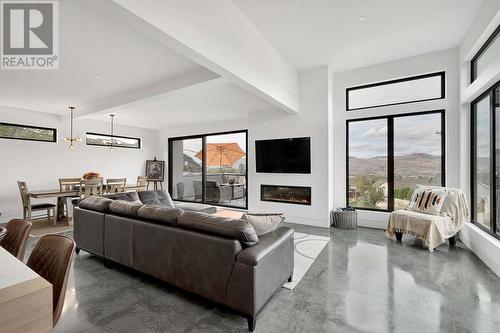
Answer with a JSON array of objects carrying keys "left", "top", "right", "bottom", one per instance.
[{"left": 29, "top": 184, "right": 144, "bottom": 226}]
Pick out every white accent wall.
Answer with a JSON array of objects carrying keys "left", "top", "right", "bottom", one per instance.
[
  {"left": 331, "top": 48, "right": 461, "bottom": 228},
  {"left": 0, "top": 106, "right": 160, "bottom": 223},
  {"left": 159, "top": 66, "right": 332, "bottom": 228}
]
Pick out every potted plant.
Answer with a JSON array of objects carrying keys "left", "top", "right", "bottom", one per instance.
[{"left": 82, "top": 172, "right": 101, "bottom": 180}]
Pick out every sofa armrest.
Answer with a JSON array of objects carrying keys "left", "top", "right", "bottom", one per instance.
[{"left": 237, "top": 227, "right": 294, "bottom": 266}]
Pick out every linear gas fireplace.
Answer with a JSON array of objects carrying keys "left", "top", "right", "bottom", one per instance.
[{"left": 260, "top": 185, "right": 311, "bottom": 205}]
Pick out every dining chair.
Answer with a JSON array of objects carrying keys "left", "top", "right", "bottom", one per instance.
[
  {"left": 59, "top": 178, "right": 81, "bottom": 191},
  {"left": 59, "top": 178, "right": 81, "bottom": 215},
  {"left": 0, "top": 219, "right": 32, "bottom": 260},
  {"left": 27, "top": 234, "right": 75, "bottom": 327},
  {"left": 136, "top": 176, "right": 148, "bottom": 191},
  {"left": 79, "top": 179, "right": 103, "bottom": 197},
  {"left": 17, "top": 181, "right": 56, "bottom": 223},
  {"left": 107, "top": 178, "right": 126, "bottom": 193}
]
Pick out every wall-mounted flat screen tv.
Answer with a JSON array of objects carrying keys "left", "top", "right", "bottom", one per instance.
[{"left": 255, "top": 137, "right": 311, "bottom": 173}]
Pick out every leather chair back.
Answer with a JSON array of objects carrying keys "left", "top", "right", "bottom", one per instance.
[
  {"left": 0, "top": 219, "right": 32, "bottom": 260},
  {"left": 27, "top": 234, "right": 75, "bottom": 326}
]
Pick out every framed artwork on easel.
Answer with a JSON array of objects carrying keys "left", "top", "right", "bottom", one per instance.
[{"left": 145, "top": 159, "right": 165, "bottom": 189}]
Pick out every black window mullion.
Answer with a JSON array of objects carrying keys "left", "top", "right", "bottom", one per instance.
[
  {"left": 491, "top": 91, "right": 497, "bottom": 234},
  {"left": 388, "top": 117, "right": 395, "bottom": 211},
  {"left": 201, "top": 136, "right": 207, "bottom": 203},
  {"left": 441, "top": 111, "right": 446, "bottom": 186}
]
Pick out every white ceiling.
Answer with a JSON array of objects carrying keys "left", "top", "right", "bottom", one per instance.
[
  {"left": 0, "top": 0, "right": 206, "bottom": 115},
  {"left": 88, "top": 82, "right": 274, "bottom": 130},
  {"left": 232, "top": 0, "right": 484, "bottom": 71}
]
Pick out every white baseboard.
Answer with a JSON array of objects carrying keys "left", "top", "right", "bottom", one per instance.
[
  {"left": 285, "top": 215, "right": 330, "bottom": 229},
  {"left": 459, "top": 223, "right": 500, "bottom": 277}
]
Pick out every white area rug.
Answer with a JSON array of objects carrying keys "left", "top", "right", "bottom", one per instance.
[{"left": 282, "top": 232, "right": 330, "bottom": 290}]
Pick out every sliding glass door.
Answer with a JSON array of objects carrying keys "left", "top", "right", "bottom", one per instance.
[
  {"left": 471, "top": 82, "right": 500, "bottom": 237},
  {"left": 170, "top": 138, "right": 203, "bottom": 202},
  {"left": 168, "top": 130, "right": 248, "bottom": 209}
]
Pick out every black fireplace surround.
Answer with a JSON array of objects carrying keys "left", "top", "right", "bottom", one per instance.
[{"left": 260, "top": 185, "right": 311, "bottom": 205}]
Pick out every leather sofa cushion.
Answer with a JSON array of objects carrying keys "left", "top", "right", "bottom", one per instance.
[
  {"left": 138, "top": 190, "right": 175, "bottom": 208},
  {"left": 103, "top": 191, "right": 141, "bottom": 203},
  {"left": 178, "top": 211, "right": 258, "bottom": 247},
  {"left": 173, "top": 201, "right": 217, "bottom": 214},
  {"left": 78, "top": 196, "right": 113, "bottom": 212},
  {"left": 137, "top": 204, "right": 182, "bottom": 226},
  {"left": 109, "top": 200, "right": 143, "bottom": 217}
]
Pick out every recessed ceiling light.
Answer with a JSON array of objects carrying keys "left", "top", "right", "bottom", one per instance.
[
  {"left": 91, "top": 74, "right": 102, "bottom": 79},
  {"left": 357, "top": 16, "right": 367, "bottom": 22}
]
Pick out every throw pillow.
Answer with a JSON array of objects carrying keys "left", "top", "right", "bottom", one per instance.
[
  {"left": 241, "top": 213, "right": 285, "bottom": 236},
  {"left": 407, "top": 187, "right": 447, "bottom": 215}
]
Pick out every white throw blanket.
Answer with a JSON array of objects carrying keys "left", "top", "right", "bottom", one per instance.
[{"left": 386, "top": 188, "right": 469, "bottom": 252}]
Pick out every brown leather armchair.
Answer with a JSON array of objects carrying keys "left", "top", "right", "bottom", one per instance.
[
  {"left": 0, "top": 219, "right": 32, "bottom": 260},
  {"left": 27, "top": 234, "right": 75, "bottom": 326}
]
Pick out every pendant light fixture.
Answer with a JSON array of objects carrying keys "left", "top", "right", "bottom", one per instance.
[
  {"left": 62, "top": 106, "right": 81, "bottom": 149},
  {"left": 109, "top": 114, "right": 115, "bottom": 151}
]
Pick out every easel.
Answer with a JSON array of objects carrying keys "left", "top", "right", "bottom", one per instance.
[
  {"left": 146, "top": 156, "right": 164, "bottom": 190},
  {"left": 147, "top": 180, "right": 163, "bottom": 190}
]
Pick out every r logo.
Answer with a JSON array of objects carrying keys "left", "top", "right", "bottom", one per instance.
[{"left": 2, "top": 2, "right": 53, "bottom": 54}]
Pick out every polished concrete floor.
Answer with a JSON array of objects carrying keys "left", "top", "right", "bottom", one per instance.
[{"left": 25, "top": 225, "right": 500, "bottom": 333}]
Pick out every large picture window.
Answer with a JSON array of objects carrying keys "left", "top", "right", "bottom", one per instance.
[
  {"left": 347, "top": 111, "right": 445, "bottom": 211},
  {"left": 471, "top": 81, "right": 500, "bottom": 237},
  {"left": 169, "top": 130, "right": 247, "bottom": 209}
]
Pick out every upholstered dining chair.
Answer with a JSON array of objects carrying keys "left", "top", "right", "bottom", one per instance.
[
  {"left": 27, "top": 234, "right": 75, "bottom": 327},
  {"left": 79, "top": 179, "right": 103, "bottom": 197},
  {"left": 17, "top": 181, "right": 56, "bottom": 223},
  {"left": 136, "top": 176, "right": 148, "bottom": 191},
  {"left": 0, "top": 219, "right": 32, "bottom": 260},
  {"left": 107, "top": 178, "right": 126, "bottom": 193}
]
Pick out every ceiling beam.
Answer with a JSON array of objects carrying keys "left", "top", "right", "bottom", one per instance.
[
  {"left": 61, "top": 68, "right": 220, "bottom": 121},
  {"left": 107, "top": 0, "right": 299, "bottom": 114},
  {"left": 82, "top": 76, "right": 229, "bottom": 120}
]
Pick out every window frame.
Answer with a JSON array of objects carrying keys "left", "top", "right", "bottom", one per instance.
[
  {"left": 346, "top": 110, "right": 446, "bottom": 212},
  {"left": 85, "top": 132, "right": 141, "bottom": 149},
  {"left": 470, "top": 80, "right": 500, "bottom": 240},
  {"left": 346, "top": 71, "right": 446, "bottom": 111},
  {"left": 168, "top": 129, "right": 248, "bottom": 210},
  {"left": 470, "top": 24, "right": 500, "bottom": 83},
  {"left": 0, "top": 122, "right": 57, "bottom": 143}
]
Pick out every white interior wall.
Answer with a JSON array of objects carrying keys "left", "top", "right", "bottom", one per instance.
[
  {"left": 159, "top": 66, "right": 332, "bottom": 228},
  {"left": 0, "top": 106, "right": 160, "bottom": 222},
  {"left": 332, "top": 48, "right": 460, "bottom": 228},
  {"left": 457, "top": 0, "right": 500, "bottom": 277}
]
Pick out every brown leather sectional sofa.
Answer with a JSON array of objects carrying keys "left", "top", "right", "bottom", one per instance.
[{"left": 73, "top": 190, "right": 294, "bottom": 331}]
